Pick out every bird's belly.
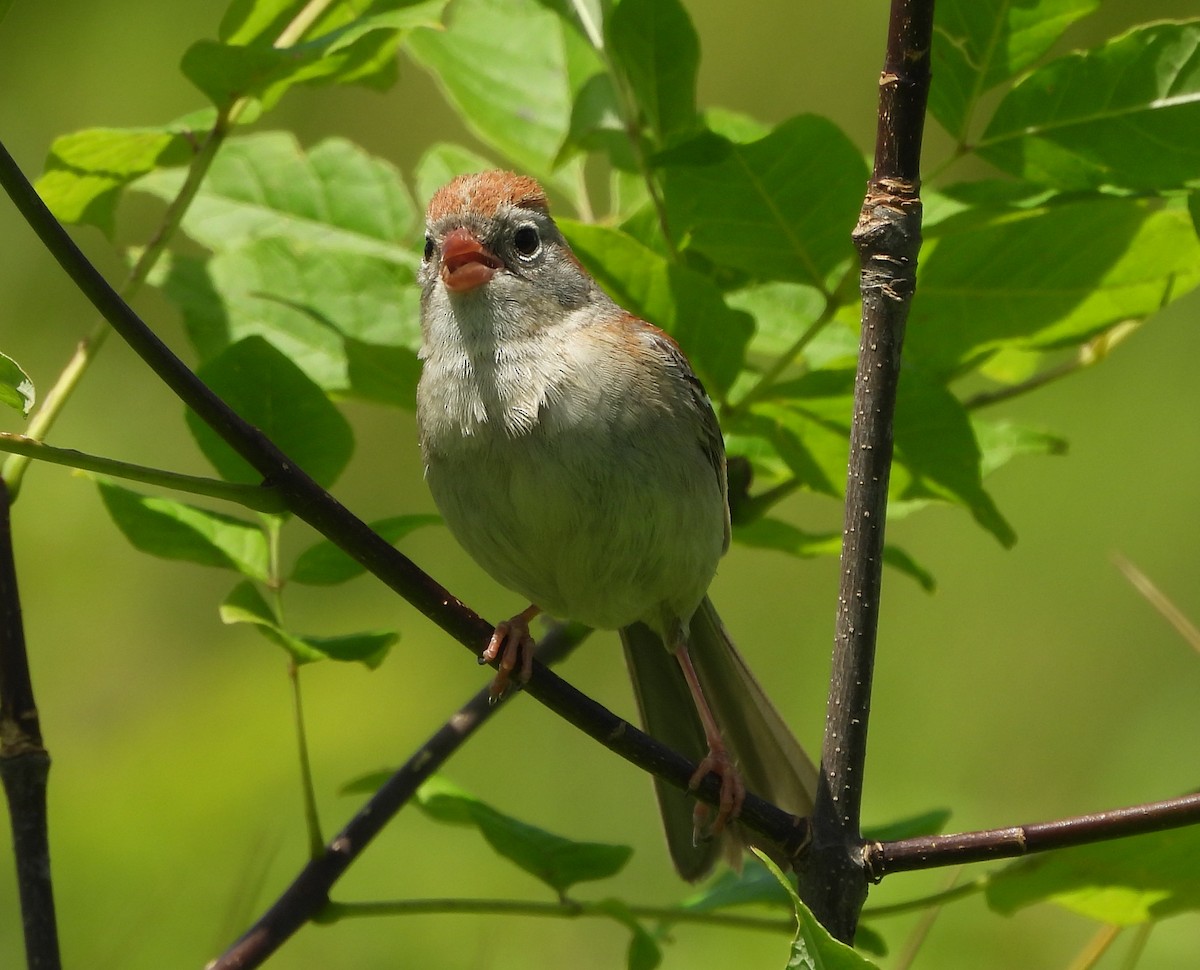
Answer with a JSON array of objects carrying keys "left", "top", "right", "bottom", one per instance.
[{"left": 424, "top": 428, "right": 723, "bottom": 631}]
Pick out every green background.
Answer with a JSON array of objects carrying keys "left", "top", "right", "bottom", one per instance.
[{"left": 1, "top": 1, "right": 1199, "bottom": 967}]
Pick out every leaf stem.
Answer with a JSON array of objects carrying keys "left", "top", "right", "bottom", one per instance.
[
  {"left": 725, "top": 293, "right": 841, "bottom": 419},
  {"left": 322, "top": 896, "right": 793, "bottom": 933},
  {"left": 0, "top": 433, "right": 286, "bottom": 511}
]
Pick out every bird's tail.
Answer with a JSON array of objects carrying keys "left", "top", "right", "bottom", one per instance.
[{"left": 620, "top": 596, "right": 818, "bottom": 880}]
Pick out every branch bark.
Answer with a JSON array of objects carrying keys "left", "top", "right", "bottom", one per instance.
[
  {"left": 0, "top": 479, "right": 61, "bottom": 970},
  {"left": 867, "top": 791, "right": 1200, "bottom": 877},
  {"left": 797, "top": 0, "right": 935, "bottom": 941}
]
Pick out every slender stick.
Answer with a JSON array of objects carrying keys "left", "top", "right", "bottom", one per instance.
[
  {"left": 0, "top": 479, "right": 61, "bottom": 970},
  {"left": 797, "top": 0, "right": 935, "bottom": 941},
  {"left": 207, "top": 623, "right": 589, "bottom": 970},
  {"left": 866, "top": 791, "right": 1200, "bottom": 877}
]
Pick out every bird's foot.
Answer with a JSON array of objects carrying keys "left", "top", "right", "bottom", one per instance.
[
  {"left": 481, "top": 604, "right": 540, "bottom": 702},
  {"left": 688, "top": 740, "right": 746, "bottom": 841}
]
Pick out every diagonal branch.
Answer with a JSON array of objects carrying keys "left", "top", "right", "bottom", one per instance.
[
  {"left": 796, "top": 0, "right": 935, "bottom": 941},
  {"left": 866, "top": 791, "right": 1200, "bottom": 876},
  {"left": 0, "top": 136, "right": 810, "bottom": 859}
]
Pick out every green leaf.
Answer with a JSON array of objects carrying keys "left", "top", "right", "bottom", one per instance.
[
  {"left": 606, "top": 0, "right": 699, "bottom": 143},
  {"left": 734, "top": 517, "right": 936, "bottom": 592},
  {"left": 183, "top": 2, "right": 446, "bottom": 111},
  {"left": 862, "top": 808, "right": 952, "bottom": 843},
  {"left": 413, "top": 143, "right": 496, "bottom": 208},
  {"left": 892, "top": 372, "right": 1015, "bottom": 547},
  {"left": 929, "top": 0, "right": 1099, "bottom": 140},
  {"left": 135, "top": 133, "right": 420, "bottom": 264},
  {"left": 986, "top": 824, "right": 1200, "bottom": 925},
  {"left": 185, "top": 336, "right": 354, "bottom": 489},
  {"left": 0, "top": 352, "right": 34, "bottom": 414},
  {"left": 976, "top": 22, "right": 1200, "bottom": 191},
  {"left": 593, "top": 899, "right": 663, "bottom": 970},
  {"left": 406, "top": 0, "right": 596, "bottom": 204},
  {"left": 754, "top": 849, "right": 881, "bottom": 969},
  {"left": 35, "top": 127, "right": 196, "bottom": 235},
  {"left": 560, "top": 72, "right": 636, "bottom": 171},
  {"left": 724, "top": 281, "right": 853, "bottom": 364},
  {"left": 973, "top": 419, "right": 1068, "bottom": 477},
  {"left": 417, "top": 776, "right": 632, "bottom": 894},
  {"left": 682, "top": 855, "right": 795, "bottom": 913},
  {"left": 558, "top": 220, "right": 753, "bottom": 394},
  {"left": 908, "top": 197, "right": 1200, "bottom": 375},
  {"left": 661, "top": 115, "right": 868, "bottom": 290},
  {"left": 96, "top": 479, "right": 269, "bottom": 580},
  {"left": 220, "top": 580, "right": 396, "bottom": 668},
  {"left": 151, "top": 239, "right": 421, "bottom": 396},
  {"left": 291, "top": 514, "right": 440, "bottom": 584}
]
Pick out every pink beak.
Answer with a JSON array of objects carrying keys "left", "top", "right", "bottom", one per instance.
[{"left": 441, "top": 227, "right": 503, "bottom": 292}]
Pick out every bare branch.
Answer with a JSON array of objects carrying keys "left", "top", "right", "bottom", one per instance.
[
  {"left": 797, "top": 0, "right": 935, "bottom": 941},
  {"left": 0, "top": 479, "right": 61, "bottom": 970},
  {"left": 865, "top": 791, "right": 1200, "bottom": 877}
]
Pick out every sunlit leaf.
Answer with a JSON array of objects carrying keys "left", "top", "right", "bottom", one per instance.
[
  {"left": 559, "top": 220, "right": 753, "bottom": 394},
  {"left": 36, "top": 127, "right": 197, "bottom": 235},
  {"left": 930, "top": 0, "right": 1099, "bottom": 139},
  {"left": 96, "top": 479, "right": 269, "bottom": 580},
  {"left": 291, "top": 514, "right": 440, "bottom": 584},
  {"left": 977, "top": 22, "right": 1200, "bottom": 190},
  {"left": 606, "top": 0, "right": 699, "bottom": 143},
  {"left": 661, "top": 115, "right": 868, "bottom": 289},
  {"left": 220, "top": 580, "right": 395, "bottom": 667},
  {"left": 151, "top": 238, "right": 421, "bottom": 395},
  {"left": 734, "top": 517, "right": 936, "bottom": 591},
  {"left": 185, "top": 336, "right": 353, "bottom": 489},
  {"left": 909, "top": 198, "right": 1200, "bottom": 375},
  {"left": 417, "top": 776, "right": 632, "bottom": 893},
  {"left": 183, "top": 1, "right": 446, "bottom": 111},
  {"left": 986, "top": 824, "right": 1200, "bottom": 924},
  {"left": 0, "top": 352, "right": 34, "bottom": 414},
  {"left": 406, "top": 0, "right": 596, "bottom": 204},
  {"left": 135, "top": 133, "right": 419, "bottom": 264},
  {"left": 413, "top": 142, "right": 496, "bottom": 207}
]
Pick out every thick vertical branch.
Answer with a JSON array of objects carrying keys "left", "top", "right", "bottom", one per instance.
[
  {"left": 0, "top": 479, "right": 61, "bottom": 970},
  {"left": 798, "top": 0, "right": 934, "bottom": 941}
]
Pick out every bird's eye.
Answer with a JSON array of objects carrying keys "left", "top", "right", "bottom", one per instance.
[
  {"left": 513, "top": 224, "right": 541, "bottom": 258},
  {"left": 423, "top": 235, "right": 434, "bottom": 262}
]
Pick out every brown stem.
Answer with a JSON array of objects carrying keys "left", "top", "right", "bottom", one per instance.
[
  {"left": 0, "top": 479, "right": 61, "bottom": 970},
  {"left": 866, "top": 791, "right": 1200, "bottom": 877},
  {"left": 796, "top": 0, "right": 935, "bottom": 941}
]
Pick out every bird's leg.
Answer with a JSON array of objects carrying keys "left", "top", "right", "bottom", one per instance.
[
  {"left": 482, "top": 603, "right": 540, "bottom": 701},
  {"left": 673, "top": 640, "right": 746, "bottom": 840}
]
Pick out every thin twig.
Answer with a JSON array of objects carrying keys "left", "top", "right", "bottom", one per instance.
[
  {"left": 796, "top": 0, "right": 935, "bottom": 942},
  {"left": 864, "top": 791, "right": 1200, "bottom": 877},
  {"left": 1112, "top": 552, "right": 1200, "bottom": 655},
  {"left": 323, "top": 896, "right": 793, "bottom": 933},
  {"left": 207, "top": 623, "right": 590, "bottom": 970},
  {"left": 0, "top": 433, "right": 286, "bottom": 512}
]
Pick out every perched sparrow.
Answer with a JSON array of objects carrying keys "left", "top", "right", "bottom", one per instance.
[{"left": 415, "top": 170, "right": 817, "bottom": 879}]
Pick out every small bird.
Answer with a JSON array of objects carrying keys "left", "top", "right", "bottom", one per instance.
[{"left": 415, "top": 170, "right": 817, "bottom": 879}]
